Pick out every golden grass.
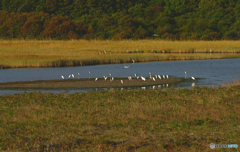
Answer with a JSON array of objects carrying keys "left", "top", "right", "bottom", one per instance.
[
  {"left": 1, "top": 40, "right": 240, "bottom": 68},
  {"left": 1, "top": 84, "right": 240, "bottom": 151}
]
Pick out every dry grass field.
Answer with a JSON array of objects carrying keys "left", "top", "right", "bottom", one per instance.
[
  {"left": 1, "top": 40, "right": 240, "bottom": 69},
  {"left": 1, "top": 82, "right": 240, "bottom": 151}
]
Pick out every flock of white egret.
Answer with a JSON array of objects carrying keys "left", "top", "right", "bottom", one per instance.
[{"left": 60, "top": 70, "right": 195, "bottom": 86}]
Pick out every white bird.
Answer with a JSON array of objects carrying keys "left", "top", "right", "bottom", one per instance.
[
  {"left": 72, "top": 74, "right": 74, "bottom": 78},
  {"left": 121, "top": 80, "right": 123, "bottom": 84},
  {"left": 153, "top": 77, "right": 156, "bottom": 81},
  {"left": 95, "top": 78, "right": 98, "bottom": 81},
  {"left": 153, "top": 86, "right": 155, "bottom": 89},
  {"left": 141, "top": 87, "right": 146, "bottom": 90},
  {"left": 185, "top": 71, "right": 187, "bottom": 75},
  {"left": 112, "top": 77, "right": 114, "bottom": 81},
  {"left": 141, "top": 76, "right": 146, "bottom": 81},
  {"left": 89, "top": 71, "right": 91, "bottom": 79},
  {"left": 158, "top": 75, "right": 161, "bottom": 79},
  {"left": 132, "top": 59, "right": 135, "bottom": 63},
  {"left": 104, "top": 77, "right": 107, "bottom": 80},
  {"left": 124, "top": 66, "right": 129, "bottom": 68},
  {"left": 78, "top": 72, "right": 80, "bottom": 79},
  {"left": 191, "top": 77, "right": 195, "bottom": 80},
  {"left": 137, "top": 76, "right": 139, "bottom": 79},
  {"left": 166, "top": 75, "right": 169, "bottom": 79},
  {"left": 109, "top": 73, "right": 111, "bottom": 77},
  {"left": 134, "top": 73, "right": 137, "bottom": 77},
  {"left": 68, "top": 75, "right": 71, "bottom": 78},
  {"left": 128, "top": 76, "right": 132, "bottom": 80},
  {"left": 61, "top": 75, "right": 64, "bottom": 79},
  {"left": 162, "top": 75, "right": 165, "bottom": 79},
  {"left": 149, "top": 72, "right": 152, "bottom": 79},
  {"left": 104, "top": 50, "right": 106, "bottom": 54}
]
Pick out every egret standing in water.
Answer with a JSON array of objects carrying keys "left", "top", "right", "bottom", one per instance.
[
  {"left": 149, "top": 72, "right": 152, "bottom": 79},
  {"left": 162, "top": 75, "right": 165, "bottom": 79},
  {"left": 72, "top": 74, "right": 74, "bottom": 78},
  {"left": 61, "top": 75, "right": 64, "bottom": 79},
  {"left": 191, "top": 77, "right": 195, "bottom": 80},
  {"left": 158, "top": 75, "right": 161, "bottom": 79},
  {"left": 68, "top": 75, "right": 71, "bottom": 78},
  {"left": 185, "top": 71, "right": 187, "bottom": 79},
  {"left": 89, "top": 71, "right": 91, "bottom": 79},
  {"left": 78, "top": 72, "right": 80, "bottom": 79},
  {"left": 132, "top": 59, "right": 135, "bottom": 63}
]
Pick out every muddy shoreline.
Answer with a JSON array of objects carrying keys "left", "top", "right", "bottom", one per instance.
[{"left": 0, "top": 78, "right": 183, "bottom": 89}]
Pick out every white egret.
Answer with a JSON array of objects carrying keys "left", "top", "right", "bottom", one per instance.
[
  {"left": 112, "top": 77, "right": 114, "bottom": 81},
  {"left": 158, "top": 75, "right": 161, "bottom": 79},
  {"left": 132, "top": 59, "right": 135, "bottom": 63},
  {"left": 72, "top": 74, "right": 74, "bottom": 78},
  {"left": 95, "top": 78, "right": 98, "bottom": 81},
  {"left": 124, "top": 66, "right": 129, "bottom": 68},
  {"left": 166, "top": 75, "right": 169, "bottom": 79},
  {"left": 104, "top": 50, "right": 106, "bottom": 54},
  {"left": 89, "top": 71, "right": 91, "bottom": 79},
  {"left": 191, "top": 77, "right": 195, "bottom": 80},
  {"left": 121, "top": 80, "right": 123, "bottom": 84},
  {"left": 128, "top": 76, "right": 132, "bottom": 80},
  {"left": 134, "top": 73, "right": 137, "bottom": 77},
  {"left": 141, "top": 76, "right": 146, "bottom": 81},
  {"left": 137, "top": 76, "right": 139, "bottom": 79},
  {"left": 153, "top": 77, "right": 156, "bottom": 81},
  {"left": 61, "top": 75, "right": 64, "bottom": 79},
  {"left": 104, "top": 77, "right": 107, "bottom": 80},
  {"left": 153, "top": 86, "right": 155, "bottom": 89},
  {"left": 78, "top": 72, "right": 80, "bottom": 79},
  {"left": 141, "top": 87, "right": 145, "bottom": 90},
  {"left": 155, "top": 75, "right": 157, "bottom": 79},
  {"left": 68, "top": 75, "right": 71, "bottom": 78},
  {"left": 162, "top": 75, "right": 165, "bottom": 79},
  {"left": 109, "top": 73, "right": 112, "bottom": 77}
]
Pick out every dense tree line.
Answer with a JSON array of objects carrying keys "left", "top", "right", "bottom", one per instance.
[{"left": 0, "top": 0, "right": 239, "bottom": 40}]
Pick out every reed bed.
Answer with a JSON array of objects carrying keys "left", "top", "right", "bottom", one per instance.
[
  {"left": 1, "top": 84, "right": 240, "bottom": 151},
  {"left": 1, "top": 40, "right": 240, "bottom": 69}
]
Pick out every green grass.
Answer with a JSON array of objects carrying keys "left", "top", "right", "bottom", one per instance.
[
  {"left": 1, "top": 40, "right": 240, "bottom": 69},
  {"left": 1, "top": 82, "right": 240, "bottom": 151}
]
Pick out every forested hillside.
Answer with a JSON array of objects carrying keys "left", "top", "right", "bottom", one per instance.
[{"left": 0, "top": 0, "right": 239, "bottom": 40}]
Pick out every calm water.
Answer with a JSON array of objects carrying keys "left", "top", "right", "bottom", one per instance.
[{"left": 0, "top": 58, "right": 240, "bottom": 95}]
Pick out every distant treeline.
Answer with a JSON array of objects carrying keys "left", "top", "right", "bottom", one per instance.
[{"left": 0, "top": 0, "right": 239, "bottom": 40}]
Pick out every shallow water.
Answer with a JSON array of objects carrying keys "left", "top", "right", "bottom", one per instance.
[{"left": 0, "top": 58, "right": 240, "bottom": 95}]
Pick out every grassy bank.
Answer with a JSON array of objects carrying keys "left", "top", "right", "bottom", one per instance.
[
  {"left": 1, "top": 40, "right": 240, "bottom": 69},
  {"left": 1, "top": 83, "right": 240, "bottom": 151}
]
